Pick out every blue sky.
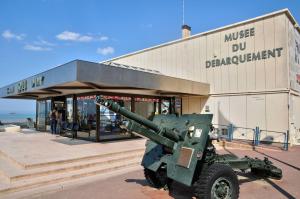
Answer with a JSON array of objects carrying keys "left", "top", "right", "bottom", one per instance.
[{"left": 0, "top": 0, "right": 299, "bottom": 114}]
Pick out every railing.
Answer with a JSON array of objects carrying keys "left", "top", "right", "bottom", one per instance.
[{"left": 213, "top": 124, "right": 289, "bottom": 151}]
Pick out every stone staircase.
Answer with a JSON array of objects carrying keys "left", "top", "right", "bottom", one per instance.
[{"left": 0, "top": 148, "right": 144, "bottom": 197}]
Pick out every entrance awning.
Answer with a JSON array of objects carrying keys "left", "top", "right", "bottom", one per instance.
[{"left": 0, "top": 60, "right": 210, "bottom": 99}]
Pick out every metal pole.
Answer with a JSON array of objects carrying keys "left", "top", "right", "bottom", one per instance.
[
  {"left": 284, "top": 130, "right": 289, "bottom": 151},
  {"left": 254, "top": 127, "right": 260, "bottom": 146},
  {"left": 228, "top": 124, "right": 233, "bottom": 142}
]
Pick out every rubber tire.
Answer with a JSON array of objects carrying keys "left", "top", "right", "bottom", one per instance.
[
  {"left": 144, "top": 168, "right": 168, "bottom": 189},
  {"left": 194, "top": 163, "right": 239, "bottom": 199}
]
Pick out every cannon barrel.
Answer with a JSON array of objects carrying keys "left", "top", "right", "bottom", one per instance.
[{"left": 95, "top": 97, "right": 180, "bottom": 146}]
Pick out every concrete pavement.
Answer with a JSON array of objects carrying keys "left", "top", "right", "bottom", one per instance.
[{"left": 23, "top": 146, "right": 300, "bottom": 199}]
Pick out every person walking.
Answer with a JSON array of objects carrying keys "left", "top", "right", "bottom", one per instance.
[{"left": 50, "top": 108, "right": 58, "bottom": 134}]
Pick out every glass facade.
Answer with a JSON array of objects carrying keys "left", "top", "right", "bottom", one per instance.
[
  {"left": 36, "top": 94, "right": 174, "bottom": 142},
  {"left": 66, "top": 97, "right": 73, "bottom": 123},
  {"left": 76, "top": 95, "right": 97, "bottom": 140},
  {"left": 37, "top": 100, "right": 46, "bottom": 131},
  {"left": 99, "top": 95, "right": 132, "bottom": 140},
  {"left": 135, "top": 97, "right": 159, "bottom": 119},
  {"left": 45, "top": 100, "right": 51, "bottom": 130}
]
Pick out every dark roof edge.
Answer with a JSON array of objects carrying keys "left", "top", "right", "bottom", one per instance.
[{"left": 0, "top": 60, "right": 80, "bottom": 90}]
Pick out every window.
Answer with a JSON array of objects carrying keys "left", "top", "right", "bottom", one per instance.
[
  {"left": 66, "top": 97, "right": 73, "bottom": 123},
  {"left": 99, "top": 95, "right": 132, "bottom": 140},
  {"left": 77, "top": 95, "right": 96, "bottom": 131}
]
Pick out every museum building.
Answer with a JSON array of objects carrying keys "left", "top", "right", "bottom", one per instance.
[{"left": 1, "top": 9, "right": 300, "bottom": 145}]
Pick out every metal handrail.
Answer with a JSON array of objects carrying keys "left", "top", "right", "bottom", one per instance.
[{"left": 213, "top": 123, "right": 288, "bottom": 151}]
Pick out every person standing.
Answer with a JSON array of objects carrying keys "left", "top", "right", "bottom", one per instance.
[
  {"left": 50, "top": 108, "right": 58, "bottom": 134},
  {"left": 56, "top": 110, "right": 63, "bottom": 135}
]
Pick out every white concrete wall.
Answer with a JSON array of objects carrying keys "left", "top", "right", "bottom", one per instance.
[
  {"left": 113, "top": 13, "right": 289, "bottom": 94},
  {"left": 182, "top": 93, "right": 288, "bottom": 142},
  {"left": 290, "top": 95, "right": 300, "bottom": 144},
  {"left": 111, "top": 12, "right": 296, "bottom": 143}
]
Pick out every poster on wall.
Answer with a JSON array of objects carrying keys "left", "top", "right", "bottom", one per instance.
[{"left": 290, "top": 26, "right": 300, "bottom": 91}]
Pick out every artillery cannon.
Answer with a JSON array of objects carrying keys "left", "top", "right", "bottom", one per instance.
[{"left": 95, "top": 97, "right": 282, "bottom": 199}]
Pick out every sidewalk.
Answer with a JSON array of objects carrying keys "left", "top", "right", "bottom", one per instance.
[
  {"left": 27, "top": 146, "right": 300, "bottom": 199},
  {"left": 0, "top": 130, "right": 146, "bottom": 168}
]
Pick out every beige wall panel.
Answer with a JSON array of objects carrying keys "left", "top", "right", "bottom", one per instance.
[
  {"left": 290, "top": 95, "right": 300, "bottom": 144},
  {"left": 213, "top": 33, "right": 222, "bottom": 93},
  {"left": 254, "top": 20, "right": 266, "bottom": 90},
  {"left": 155, "top": 48, "right": 163, "bottom": 73},
  {"left": 186, "top": 39, "right": 195, "bottom": 81},
  {"left": 227, "top": 28, "right": 239, "bottom": 93},
  {"left": 175, "top": 43, "right": 184, "bottom": 78},
  {"left": 125, "top": 55, "right": 134, "bottom": 66},
  {"left": 229, "top": 96, "right": 248, "bottom": 139},
  {"left": 181, "top": 96, "right": 202, "bottom": 114},
  {"left": 164, "top": 45, "right": 171, "bottom": 76},
  {"left": 141, "top": 51, "right": 147, "bottom": 68},
  {"left": 220, "top": 29, "right": 230, "bottom": 92},
  {"left": 264, "top": 18, "right": 276, "bottom": 89},
  {"left": 206, "top": 34, "right": 215, "bottom": 92},
  {"left": 170, "top": 44, "right": 177, "bottom": 77},
  {"left": 133, "top": 54, "right": 141, "bottom": 68},
  {"left": 193, "top": 37, "right": 201, "bottom": 82},
  {"left": 114, "top": 56, "right": 129, "bottom": 65},
  {"left": 244, "top": 23, "right": 256, "bottom": 91},
  {"left": 215, "top": 96, "right": 230, "bottom": 125},
  {"left": 183, "top": 41, "right": 189, "bottom": 79},
  {"left": 182, "top": 96, "right": 189, "bottom": 114},
  {"left": 199, "top": 36, "right": 207, "bottom": 82},
  {"left": 236, "top": 25, "right": 247, "bottom": 92},
  {"left": 202, "top": 97, "right": 216, "bottom": 123},
  {"left": 188, "top": 97, "right": 201, "bottom": 113},
  {"left": 199, "top": 97, "right": 209, "bottom": 114},
  {"left": 145, "top": 50, "right": 154, "bottom": 71},
  {"left": 229, "top": 95, "right": 247, "bottom": 127},
  {"left": 274, "top": 14, "right": 288, "bottom": 89},
  {"left": 246, "top": 95, "right": 266, "bottom": 130},
  {"left": 161, "top": 46, "right": 167, "bottom": 75},
  {"left": 112, "top": 13, "right": 291, "bottom": 96},
  {"left": 263, "top": 93, "right": 288, "bottom": 142}
]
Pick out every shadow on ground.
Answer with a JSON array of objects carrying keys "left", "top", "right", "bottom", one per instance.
[
  {"left": 124, "top": 146, "right": 298, "bottom": 199},
  {"left": 125, "top": 178, "right": 194, "bottom": 199},
  {"left": 51, "top": 138, "right": 92, "bottom": 145}
]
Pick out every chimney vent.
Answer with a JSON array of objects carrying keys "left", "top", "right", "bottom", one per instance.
[{"left": 182, "top": 24, "right": 191, "bottom": 39}]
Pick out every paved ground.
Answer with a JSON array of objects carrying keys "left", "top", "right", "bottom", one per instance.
[
  {"left": 24, "top": 146, "right": 300, "bottom": 199},
  {"left": 0, "top": 130, "right": 146, "bottom": 167}
]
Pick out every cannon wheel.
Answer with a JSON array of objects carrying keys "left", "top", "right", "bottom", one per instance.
[
  {"left": 194, "top": 163, "right": 239, "bottom": 199},
  {"left": 144, "top": 168, "right": 168, "bottom": 189}
]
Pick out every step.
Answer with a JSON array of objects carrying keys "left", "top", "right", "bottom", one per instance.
[
  {"left": 21, "top": 148, "right": 145, "bottom": 169},
  {"left": 0, "top": 149, "right": 144, "bottom": 181},
  {"left": 0, "top": 157, "right": 142, "bottom": 195},
  {"left": 9, "top": 151, "right": 144, "bottom": 182}
]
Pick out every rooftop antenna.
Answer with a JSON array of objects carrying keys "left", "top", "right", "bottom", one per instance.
[{"left": 181, "top": 0, "right": 191, "bottom": 38}]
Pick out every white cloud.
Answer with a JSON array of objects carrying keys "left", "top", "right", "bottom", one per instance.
[
  {"left": 56, "top": 31, "right": 108, "bottom": 42},
  {"left": 2, "top": 30, "right": 25, "bottom": 40},
  {"left": 34, "top": 38, "right": 56, "bottom": 46},
  {"left": 77, "top": 35, "right": 93, "bottom": 42},
  {"left": 98, "top": 36, "right": 108, "bottom": 41},
  {"left": 24, "top": 44, "right": 52, "bottom": 51},
  {"left": 97, "top": 46, "right": 114, "bottom": 55}
]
